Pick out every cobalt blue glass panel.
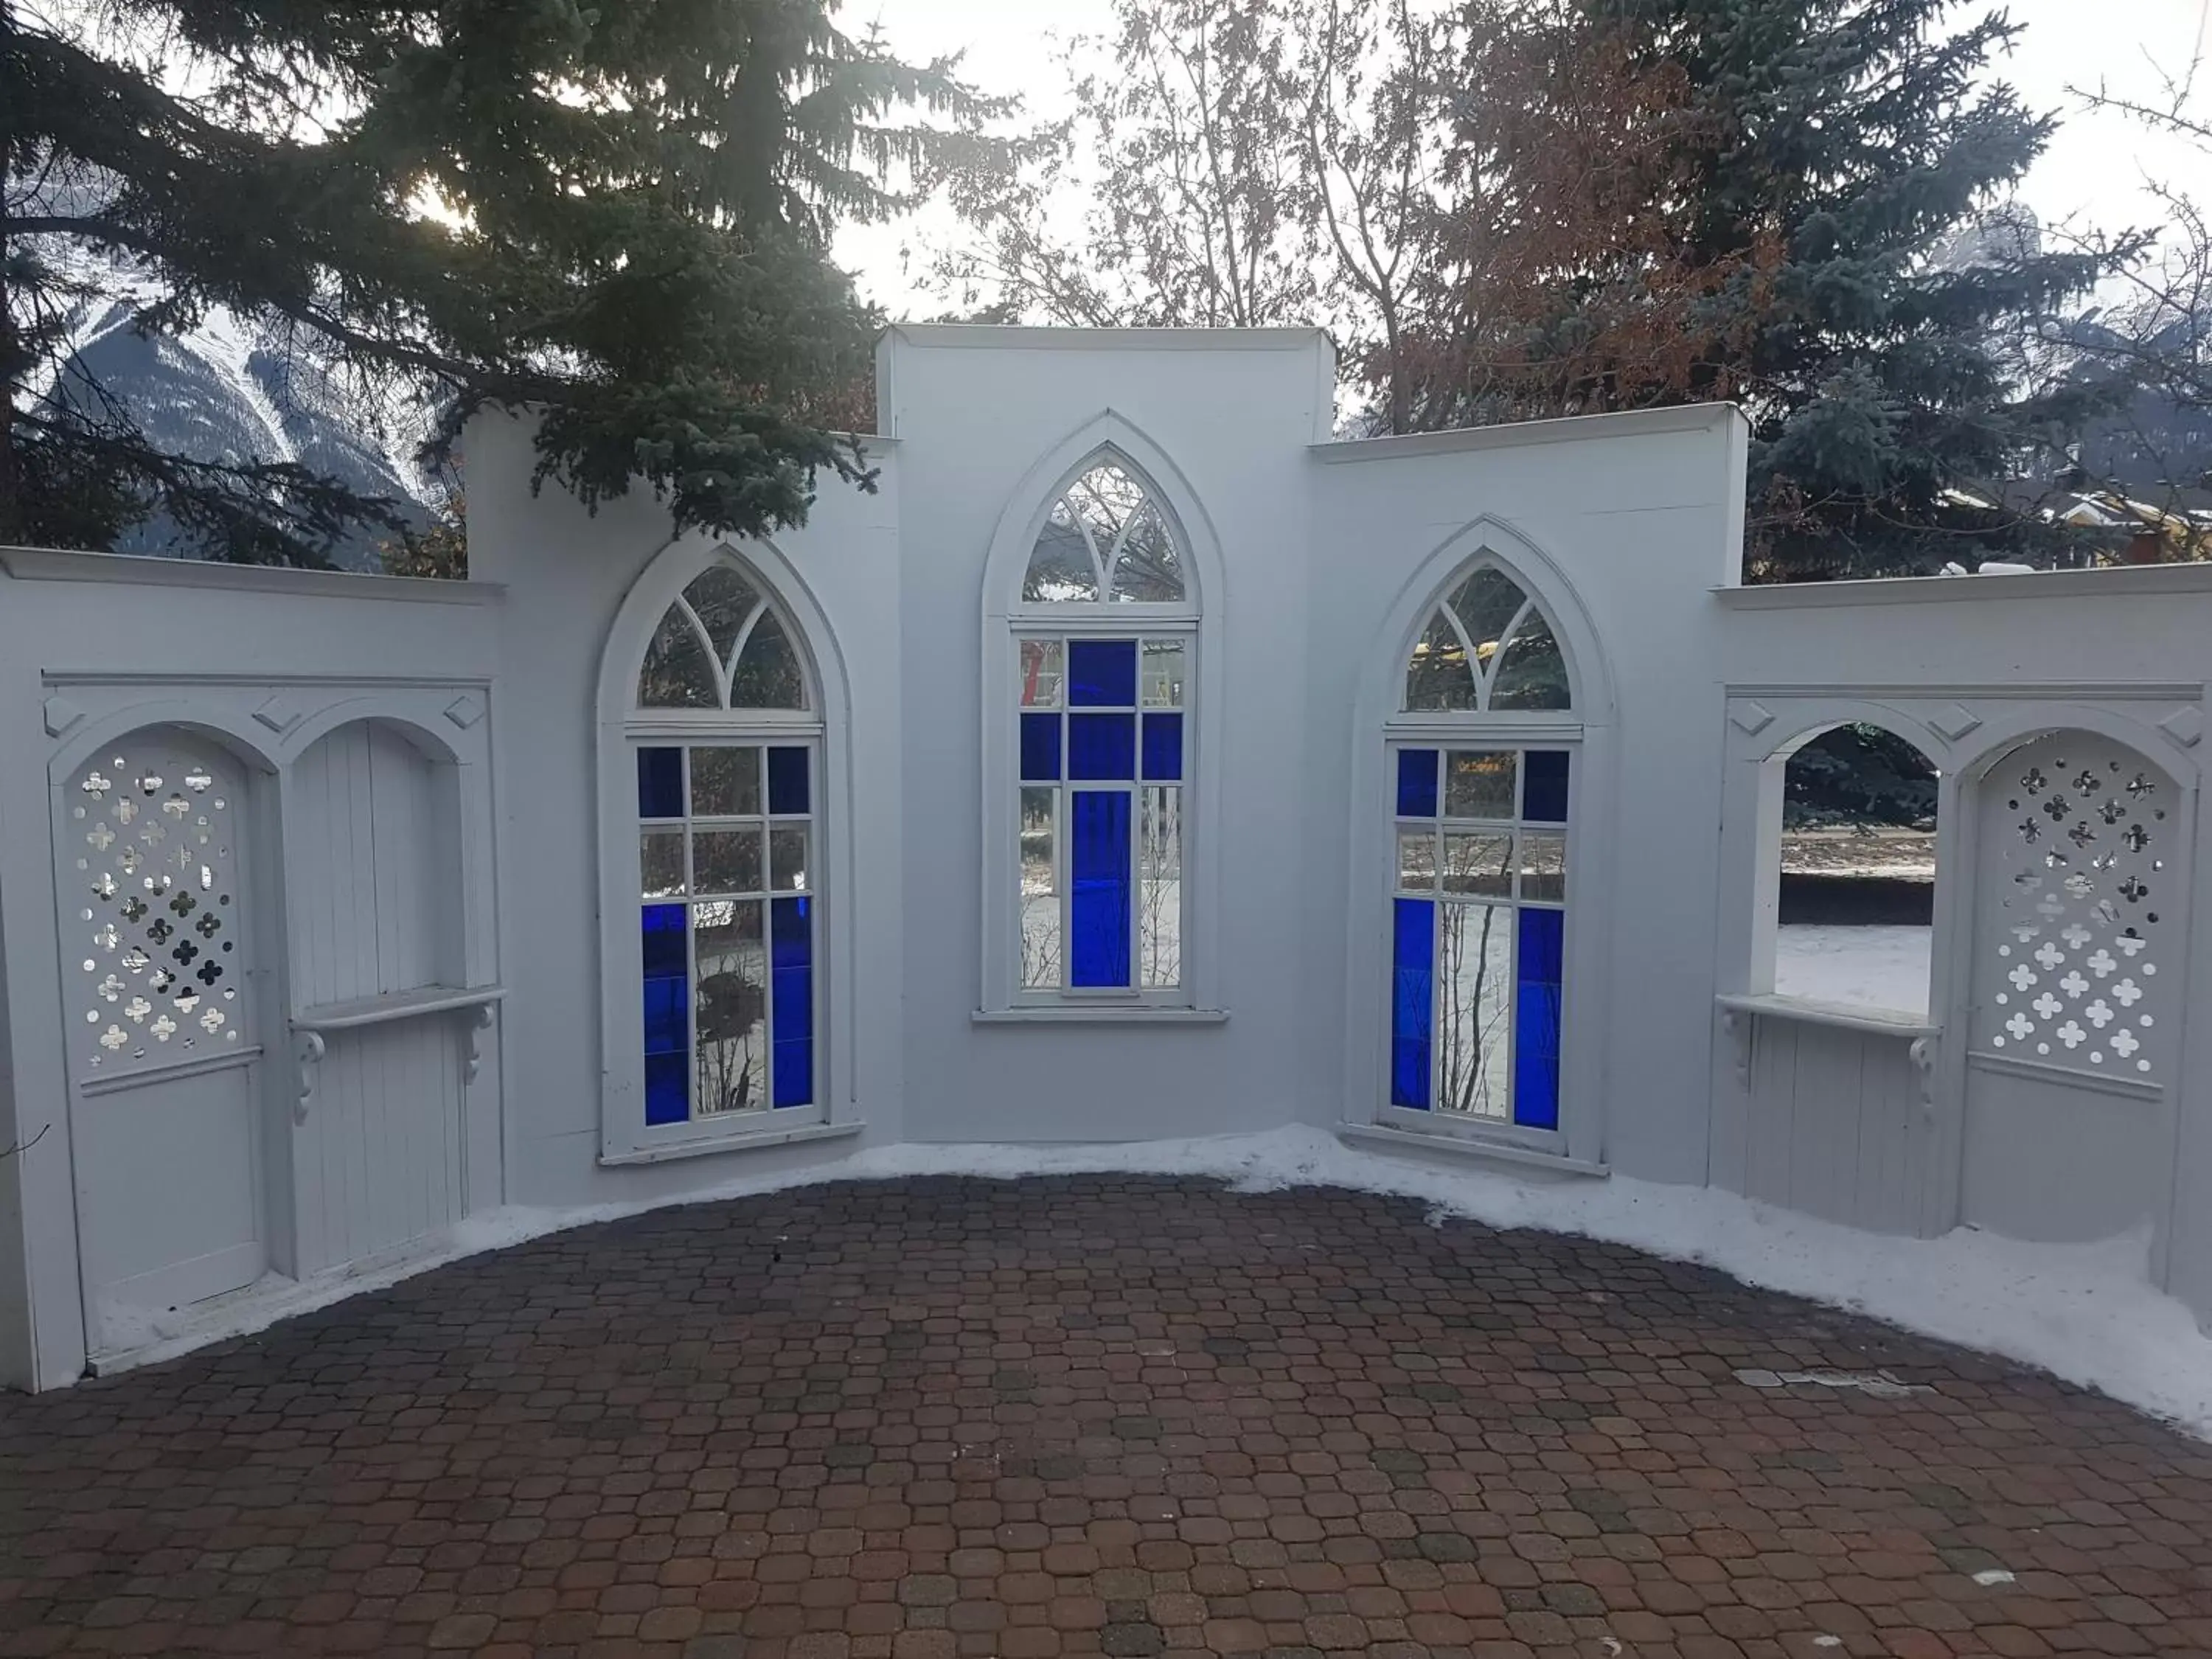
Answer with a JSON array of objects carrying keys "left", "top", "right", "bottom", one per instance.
[
  {"left": 638, "top": 746, "right": 684, "bottom": 820},
  {"left": 641, "top": 902, "right": 689, "bottom": 1124},
  {"left": 1524, "top": 750, "right": 1571, "bottom": 824},
  {"left": 771, "top": 897, "right": 814, "bottom": 1107},
  {"left": 1068, "top": 639, "right": 1138, "bottom": 706},
  {"left": 768, "top": 745, "right": 810, "bottom": 815},
  {"left": 645, "top": 1054, "right": 689, "bottom": 1127},
  {"left": 1070, "top": 790, "right": 1132, "bottom": 986},
  {"left": 1141, "top": 712, "right": 1183, "bottom": 782},
  {"left": 1514, "top": 907, "right": 1565, "bottom": 1130},
  {"left": 1068, "top": 713, "right": 1136, "bottom": 781},
  {"left": 1397, "top": 748, "right": 1439, "bottom": 819},
  {"left": 1020, "top": 712, "right": 1062, "bottom": 782},
  {"left": 1391, "top": 899, "right": 1435, "bottom": 1109}
]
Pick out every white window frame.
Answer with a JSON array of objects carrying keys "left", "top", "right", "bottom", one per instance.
[
  {"left": 1346, "top": 534, "right": 1614, "bottom": 1169},
  {"left": 595, "top": 538, "right": 852, "bottom": 1164},
  {"left": 978, "top": 428, "right": 1225, "bottom": 1020}
]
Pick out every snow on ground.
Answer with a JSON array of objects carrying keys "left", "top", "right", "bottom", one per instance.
[
  {"left": 111, "top": 1124, "right": 2212, "bottom": 1445},
  {"left": 1775, "top": 924, "right": 1932, "bottom": 1016}
]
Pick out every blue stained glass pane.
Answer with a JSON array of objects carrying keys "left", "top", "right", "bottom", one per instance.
[
  {"left": 1391, "top": 899, "right": 1434, "bottom": 1108},
  {"left": 1514, "top": 907, "right": 1565, "bottom": 1130},
  {"left": 1525, "top": 750, "right": 1570, "bottom": 824},
  {"left": 1397, "top": 748, "right": 1439, "bottom": 819},
  {"left": 1070, "top": 791, "right": 1132, "bottom": 986},
  {"left": 768, "top": 746, "right": 810, "bottom": 815},
  {"left": 641, "top": 902, "right": 689, "bottom": 1124},
  {"left": 1068, "top": 713, "right": 1136, "bottom": 781},
  {"left": 638, "top": 747, "right": 684, "bottom": 819},
  {"left": 1068, "top": 639, "right": 1138, "bottom": 706},
  {"left": 645, "top": 1054, "right": 689, "bottom": 1126},
  {"left": 1020, "top": 712, "right": 1062, "bottom": 782},
  {"left": 1141, "top": 712, "right": 1183, "bottom": 782},
  {"left": 771, "top": 896, "right": 814, "bottom": 1107}
]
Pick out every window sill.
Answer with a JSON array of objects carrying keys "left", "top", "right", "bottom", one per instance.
[
  {"left": 972, "top": 1006, "right": 1230, "bottom": 1026},
  {"left": 1338, "top": 1121, "right": 1608, "bottom": 1178},
  {"left": 1717, "top": 992, "right": 1935, "bottom": 1040},
  {"left": 599, "top": 1119, "right": 862, "bottom": 1168}
]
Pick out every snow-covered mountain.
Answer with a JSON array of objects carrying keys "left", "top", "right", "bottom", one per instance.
[{"left": 49, "top": 297, "right": 438, "bottom": 569}]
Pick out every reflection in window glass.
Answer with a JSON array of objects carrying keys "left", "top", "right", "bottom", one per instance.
[{"left": 1389, "top": 745, "right": 1569, "bottom": 1130}]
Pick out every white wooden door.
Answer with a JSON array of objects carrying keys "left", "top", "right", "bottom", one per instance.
[
  {"left": 61, "top": 734, "right": 264, "bottom": 1350},
  {"left": 1961, "top": 733, "right": 2185, "bottom": 1240}
]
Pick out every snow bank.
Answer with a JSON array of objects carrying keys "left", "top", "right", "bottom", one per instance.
[
  {"left": 1775, "top": 924, "right": 1932, "bottom": 1015},
  {"left": 105, "top": 1126, "right": 2212, "bottom": 1443}
]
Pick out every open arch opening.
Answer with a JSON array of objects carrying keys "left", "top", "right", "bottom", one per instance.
[{"left": 1766, "top": 723, "right": 1941, "bottom": 1018}]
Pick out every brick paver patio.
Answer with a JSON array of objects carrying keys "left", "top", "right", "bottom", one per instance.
[{"left": 4, "top": 1175, "right": 2211, "bottom": 1658}]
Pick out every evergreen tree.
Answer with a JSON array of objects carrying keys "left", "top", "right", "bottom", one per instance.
[
  {"left": 1562, "top": 0, "right": 2143, "bottom": 575},
  {"left": 4, "top": 0, "right": 1000, "bottom": 566}
]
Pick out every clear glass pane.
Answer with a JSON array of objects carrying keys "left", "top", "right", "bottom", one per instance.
[
  {"left": 693, "top": 900, "right": 767, "bottom": 1116},
  {"left": 640, "top": 830, "right": 686, "bottom": 897},
  {"left": 770, "top": 826, "right": 810, "bottom": 891},
  {"left": 1067, "top": 462, "right": 1146, "bottom": 543},
  {"left": 1404, "top": 611, "right": 1475, "bottom": 712},
  {"left": 1023, "top": 501, "right": 1100, "bottom": 602},
  {"left": 683, "top": 564, "right": 761, "bottom": 664},
  {"left": 689, "top": 746, "right": 760, "bottom": 817},
  {"left": 729, "top": 608, "right": 806, "bottom": 708},
  {"left": 1444, "top": 751, "right": 1517, "bottom": 820},
  {"left": 1437, "top": 903, "right": 1514, "bottom": 1119},
  {"left": 638, "top": 605, "right": 718, "bottom": 708},
  {"left": 1020, "top": 787, "right": 1060, "bottom": 990},
  {"left": 1141, "top": 639, "right": 1185, "bottom": 708},
  {"left": 692, "top": 827, "right": 763, "bottom": 895},
  {"left": 1139, "top": 786, "right": 1182, "bottom": 989},
  {"left": 1019, "top": 639, "right": 1065, "bottom": 707},
  {"left": 1520, "top": 830, "right": 1567, "bottom": 903},
  {"left": 1397, "top": 830, "right": 1436, "bottom": 892},
  {"left": 1489, "top": 611, "right": 1571, "bottom": 710},
  {"left": 1110, "top": 501, "right": 1186, "bottom": 602},
  {"left": 1441, "top": 832, "right": 1514, "bottom": 898},
  {"left": 1447, "top": 566, "right": 1529, "bottom": 669}
]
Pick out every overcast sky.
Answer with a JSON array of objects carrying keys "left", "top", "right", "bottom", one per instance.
[{"left": 830, "top": 0, "right": 2212, "bottom": 318}]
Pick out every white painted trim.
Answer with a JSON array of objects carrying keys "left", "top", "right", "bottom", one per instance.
[
  {"left": 1716, "top": 992, "right": 1937, "bottom": 1040},
  {"left": 971, "top": 1006, "right": 1229, "bottom": 1026},
  {"left": 1311, "top": 401, "right": 1745, "bottom": 465},
  {"left": 1717, "top": 563, "right": 2212, "bottom": 609},
  {"left": 1728, "top": 681, "right": 2202, "bottom": 705},
  {"left": 597, "top": 1119, "right": 863, "bottom": 1166},
  {"left": 1966, "top": 1048, "right": 2163, "bottom": 1104},
  {"left": 77, "top": 1045, "right": 263, "bottom": 1099},
  {"left": 0, "top": 546, "right": 503, "bottom": 604},
  {"left": 293, "top": 985, "right": 505, "bottom": 1031},
  {"left": 1337, "top": 1121, "right": 1610, "bottom": 1178},
  {"left": 885, "top": 323, "right": 1330, "bottom": 353}
]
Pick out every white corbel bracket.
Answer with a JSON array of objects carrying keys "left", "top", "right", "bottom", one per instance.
[
  {"left": 464, "top": 1002, "right": 495, "bottom": 1083},
  {"left": 1908, "top": 1034, "right": 1938, "bottom": 1113},
  {"left": 293, "top": 1029, "right": 327, "bottom": 1124}
]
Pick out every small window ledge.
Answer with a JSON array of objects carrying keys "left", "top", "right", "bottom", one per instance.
[
  {"left": 972, "top": 1006, "right": 1231, "bottom": 1026},
  {"left": 599, "top": 1119, "right": 863, "bottom": 1168},
  {"left": 1717, "top": 992, "right": 1935, "bottom": 1040},
  {"left": 1338, "top": 1121, "right": 1608, "bottom": 1179}
]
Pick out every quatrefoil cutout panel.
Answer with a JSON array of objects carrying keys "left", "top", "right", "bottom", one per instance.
[
  {"left": 67, "top": 735, "right": 243, "bottom": 1074},
  {"left": 1982, "top": 734, "right": 2171, "bottom": 1079}
]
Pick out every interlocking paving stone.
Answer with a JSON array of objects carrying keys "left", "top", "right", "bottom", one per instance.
[{"left": 4, "top": 1174, "right": 2212, "bottom": 1658}]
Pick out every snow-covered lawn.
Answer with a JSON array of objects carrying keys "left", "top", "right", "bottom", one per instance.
[
  {"left": 117, "top": 1124, "right": 2212, "bottom": 1445},
  {"left": 1775, "top": 922, "right": 1931, "bottom": 1015}
]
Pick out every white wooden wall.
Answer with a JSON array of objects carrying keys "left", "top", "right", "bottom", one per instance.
[
  {"left": 287, "top": 721, "right": 460, "bottom": 1001},
  {"left": 1716, "top": 1006, "right": 1940, "bottom": 1236},
  {"left": 285, "top": 721, "right": 471, "bottom": 1275}
]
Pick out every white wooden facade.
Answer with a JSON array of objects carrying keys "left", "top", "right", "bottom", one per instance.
[{"left": 1, "top": 324, "right": 2211, "bottom": 1391}]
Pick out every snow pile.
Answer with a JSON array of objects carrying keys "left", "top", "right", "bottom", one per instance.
[
  {"left": 1775, "top": 924, "right": 1933, "bottom": 1015},
  {"left": 107, "top": 1125, "right": 2212, "bottom": 1441}
]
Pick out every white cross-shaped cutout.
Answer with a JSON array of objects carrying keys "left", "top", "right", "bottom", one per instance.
[
  {"left": 2034, "top": 941, "right": 2065, "bottom": 970},
  {"left": 2112, "top": 1029, "right": 2140, "bottom": 1058},
  {"left": 2087, "top": 1001, "right": 2114, "bottom": 1028},
  {"left": 2057, "top": 1021, "right": 2087, "bottom": 1048},
  {"left": 2008, "top": 964, "right": 2038, "bottom": 991},
  {"left": 2031, "top": 992, "right": 2065, "bottom": 1020},
  {"left": 2086, "top": 949, "right": 2117, "bottom": 978},
  {"left": 2114, "top": 978, "right": 2143, "bottom": 1007},
  {"left": 2006, "top": 1012, "right": 2035, "bottom": 1041},
  {"left": 2059, "top": 971, "right": 2089, "bottom": 998}
]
